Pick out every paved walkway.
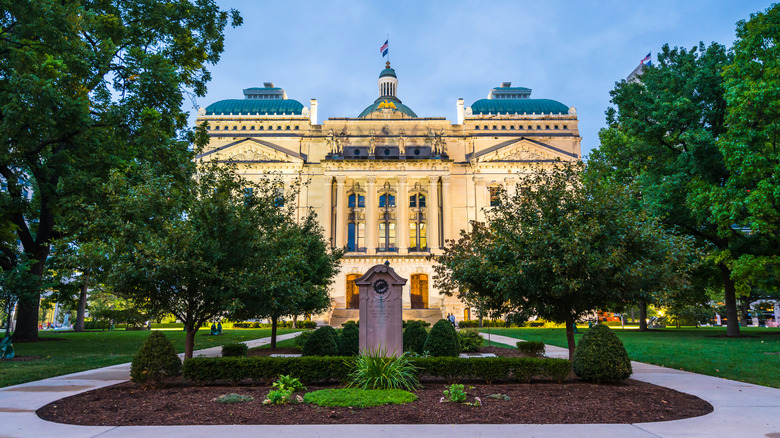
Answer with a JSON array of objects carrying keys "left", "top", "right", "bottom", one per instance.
[{"left": 1, "top": 332, "right": 778, "bottom": 438}]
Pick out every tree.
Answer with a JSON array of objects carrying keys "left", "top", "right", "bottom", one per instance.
[
  {"left": 106, "top": 161, "right": 266, "bottom": 359},
  {"left": 232, "top": 210, "right": 343, "bottom": 349},
  {"left": 435, "top": 161, "right": 695, "bottom": 360},
  {"left": 0, "top": 0, "right": 241, "bottom": 341},
  {"left": 718, "top": 4, "right": 780, "bottom": 300}
]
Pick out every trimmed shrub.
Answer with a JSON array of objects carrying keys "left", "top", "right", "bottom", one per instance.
[
  {"left": 516, "top": 341, "right": 545, "bottom": 357},
  {"left": 293, "top": 330, "right": 313, "bottom": 351},
  {"left": 338, "top": 321, "right": 360, "bottom": 356},
  {"left": 302, "top": 326, "right": 339, "bottom": 356},
  {"left": 402, "top": 319, "right": 431, "bottom": 328},
  {"left": 403, "top": 320, "right": 428, "bottom": 354},
  {"left": 424, "top": 319, "right": 460, "bottom": 357},
  {"left": 458, "top": 329, "right": 484, "bottom": 352},
  {"left": 130, "top": 331, "right": 181, "bottom": 387},
  {"left": 182, "top": 355, "right": 571, "bottom": 385},
  {"left": 573, "top": 324, "right": 632, "bottom": 383},
  {"left": 222, "top": 343, "right": 248, "bottom": 357}
]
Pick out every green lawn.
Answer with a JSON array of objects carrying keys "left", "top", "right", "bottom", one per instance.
[
  {"left": 486, "top": 327, "right": 780, "bottom": 388},
  {"left": 0, "top": 328, "right": 300, "bottom": 388}
]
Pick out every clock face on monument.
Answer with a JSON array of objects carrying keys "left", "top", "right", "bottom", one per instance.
[{"left": 373, "top": 279, "right": 389, "bottom": 295}]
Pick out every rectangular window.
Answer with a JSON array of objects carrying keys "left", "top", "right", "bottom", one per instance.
[
  {"left": 419, "top": 194, "right": 426, "bottom": 207},
  {"left": 379, "top": 223, "right": 387, "bottom": 250},
  {"left": 347, "top": 223, "right": 356, "bottom": 252},
  {"left": 388, "top": 223, "right": 396, "bottom": 248},
  {"left": 409, "top": 223, "right": 417, "bottom": 248},
  {"left": 409, "top": 195, "right": 416, "bottom": 208}
]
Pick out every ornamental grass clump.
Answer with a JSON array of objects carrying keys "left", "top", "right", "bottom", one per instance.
[
  {"left": 573, "top": 324, "right": 632, "bottom": 383},
  {"left": 347, "top": 348, "right": 420, "bottom": 391},
  {"left": 130, "top": 331, "right": 181, "bottom": 388},
  {"left": 424, "top": 319, "right": 460, "bottom": 357},
  {"left": 403, "top": 320, "right": 428, "bottom": 354}
]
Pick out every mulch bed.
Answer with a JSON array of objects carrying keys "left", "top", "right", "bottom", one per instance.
[{"left": 37, "top": 346, "right": 713, "bottom": 425}]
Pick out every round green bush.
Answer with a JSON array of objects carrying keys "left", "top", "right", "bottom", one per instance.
[
  {"left": 339, "top": 321, "right": 360, "bottom": 356},
  {"left": 130, "top": 331, "right": 181, "bottom": 387},
  {"left": 423, "top": 319, "right": 460, "bottom": 357},
  {"left": 457, "top": 329, "right": 484, "bottom": 352},
  {"left": 403, "top": 320, "right": 428, "bottom": 354},
  {"left": 572, "top": 324, "right": 632, "bottom": 383},
  {"left": 302, "top": 326, "right": 339, "bottom": 356}
]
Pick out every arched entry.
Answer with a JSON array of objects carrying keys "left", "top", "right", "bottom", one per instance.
[
  {"left": 346, "top": 274, "right": 360, "bottom": 309},
  {"left": 410, "top": 274, "right": 428, "bottom": 309}
]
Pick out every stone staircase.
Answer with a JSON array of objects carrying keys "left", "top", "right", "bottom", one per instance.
[{"left": 328, "top": 308, "right": 444, "bottom": 327}]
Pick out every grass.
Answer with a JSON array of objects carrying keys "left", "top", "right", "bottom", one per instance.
[
  {"left": 487, "top": 327, "right": 780, "bottom": 388},
  {"left": 249, "top": 336, "right": 300, "bottom": 351},
  {"left": 304, "top": 388, "right": 417, "bottom": 408},
  {"left": 1, "top": 328, "right": 300, "bottom": 388}
]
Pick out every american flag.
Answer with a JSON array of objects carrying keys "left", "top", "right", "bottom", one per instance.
[{"left": 380, "top": 40, "right": 388, "bottom": 57}]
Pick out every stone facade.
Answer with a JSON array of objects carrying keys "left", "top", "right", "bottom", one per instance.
[{"left": 196, "top": 67, "right": 581, "bottom": 326}]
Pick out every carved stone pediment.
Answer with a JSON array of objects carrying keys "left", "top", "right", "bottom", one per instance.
[
  {"left": 476, "top": 140, "right": 559, "bottom": 163},
  {"left": 198, "top": 138, "right": 304, "bottom": 164}
]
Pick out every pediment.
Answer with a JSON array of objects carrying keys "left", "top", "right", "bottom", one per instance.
[
  {"left": 471, "top": 138, "right": 576, "bottom": 163},
  {"left": 197, "top": 138, "right": 304, "bottom": 163}
]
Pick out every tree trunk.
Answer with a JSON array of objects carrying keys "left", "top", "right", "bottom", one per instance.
[
  {"left": 739, "top": 296, "right": 750, "bottom": 326},
  {"left": 292, "top": 315, "right": 298, "bottom": 329},
  {"left": 638, "top": 300, "right": 648, "bottom": 331},
  {"left": 565, "top": 317, "right": 576, "bottom": 361},
  {"left": 184, "top": 327, "right": 197, "bottom": 359},
  {"left": 74, "top": 274, "right": 89, "bottom": 332},
  {"left": 12, "top": 253, "right": 48, "bottom": 342},
  {"left": 720, "top": 263, "right": 741, "bottom": 337},
  {"left": 271, "top": 316, "right": 278, "bottom": 350}
]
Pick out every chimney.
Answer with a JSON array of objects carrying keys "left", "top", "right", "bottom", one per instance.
[
  {"left": 456, "top": 98, "right": 465, "bottom": 125},
  {"left": 310, "top": 98, "right": 318, "bottom": 125}
]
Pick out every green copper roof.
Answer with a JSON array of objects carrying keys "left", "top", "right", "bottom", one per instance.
[
  {"left": 470, "top": 98, "right": 569, "bottom": 115},
  {"left": 358, "top": 96, "right": 417, "bottom": 118},
  {"left": 205, "top": 99, "right": 304, "bottom": 115},
  {"left": 380, "top": 67, "right": 397, "bottom": 78}
]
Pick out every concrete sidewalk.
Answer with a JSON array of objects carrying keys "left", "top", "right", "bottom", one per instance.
[{"left": 1, "top": 332, "right": 778, "bottom": 438}]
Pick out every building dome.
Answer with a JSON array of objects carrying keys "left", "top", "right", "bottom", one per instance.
[
  {"left": 358, "top": 96, "right": 418, "bottom": 118},
  {"left": 379, "top": 67, "right": 397, "bottom": 78},
  {"left": 470, "top": 98, "right": 569, "bottom": 115},
  {"left": 358, "top": 62, "right": 416, "bottom": 118},
  {"left": 205, "top": 99, "right": 304, "bottom": 115}
]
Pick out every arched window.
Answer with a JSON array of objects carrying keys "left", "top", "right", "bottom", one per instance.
[
  {"left": 346, "top": 274, "right": 360, "bottom": 309},
  {"left": 347, "top": 183, "right": 366, "bottom": 252},
  {"left": 377, "top": 182, "right": 396, "bottom": 252},
  {"left": 408, "top": 182, "right": 427, "bottom": 251},
  {"left": 410, "top": 274, "right": 429, "bottom": 309}
]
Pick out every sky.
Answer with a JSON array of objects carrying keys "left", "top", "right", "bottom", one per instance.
[{"left": 193, "top": 0, "right": 774, "bottom": 158}]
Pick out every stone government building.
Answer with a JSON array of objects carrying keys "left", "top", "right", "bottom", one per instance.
[{"left": 196, "top": 62, "right": 581, "bottom": 326}]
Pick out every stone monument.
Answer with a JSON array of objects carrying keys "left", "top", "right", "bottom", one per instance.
[{"left": 355, "top": 262, "right": 407, "bottom": 357}]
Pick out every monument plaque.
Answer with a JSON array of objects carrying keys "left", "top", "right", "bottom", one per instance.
[{"left": 355, "top": 262, "right": 407, "bottom": 356}]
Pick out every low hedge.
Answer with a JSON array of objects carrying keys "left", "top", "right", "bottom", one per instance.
[
  {"left": 231, "top": 321, "right": 317, "bottom": 329},
  {"left": 457, "top": 319, "right": 566, "bottom": 328},
  {"left": 182, "top": 356, "right": 571, "bottom": 385}
]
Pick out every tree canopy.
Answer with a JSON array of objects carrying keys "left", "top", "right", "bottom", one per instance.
[
  {"left": 591, "top": 5, "right": 780, "bottom": 335},
  {"left": 0, "top": 0, "right": 241, "bottom": 341},
  {"left": 435, "top": 161, "right": 695, "bottom": 359}
]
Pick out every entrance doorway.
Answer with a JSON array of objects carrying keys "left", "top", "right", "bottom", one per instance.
[
  {"left": 410, "top": 274, "right": 428, "bottom": 309},
  {"left": 346, "top": 274, "right": 360, "bottom": 309}
]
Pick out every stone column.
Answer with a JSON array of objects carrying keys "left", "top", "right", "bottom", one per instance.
[
  {"left": 441, "top": 175, "right": 452, "bottom": 244},
  {"left": 366, "top": 176, "right": 377, "bottom": 254},
  {"left": 474, "top": 177, "right": 485, "bottom": 223},
  {"left": 322, "top": 175, "right": 332, "bottom": 247},
  {"left": 397, "top": 176, "right": 408, "bottom": 255},
  {"left": 504, "top": 177, "right": 516, "bottom": 199},
  {"left": 428, "top": 176, "right": 440, "bottom": 251},
  {"left": 335, "top": 176, "right": 347, "bottom": 249}
]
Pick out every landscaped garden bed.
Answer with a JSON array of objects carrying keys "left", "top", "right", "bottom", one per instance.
[{"left": 36, "top": 378, "right": 712, "bottom": 425}]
